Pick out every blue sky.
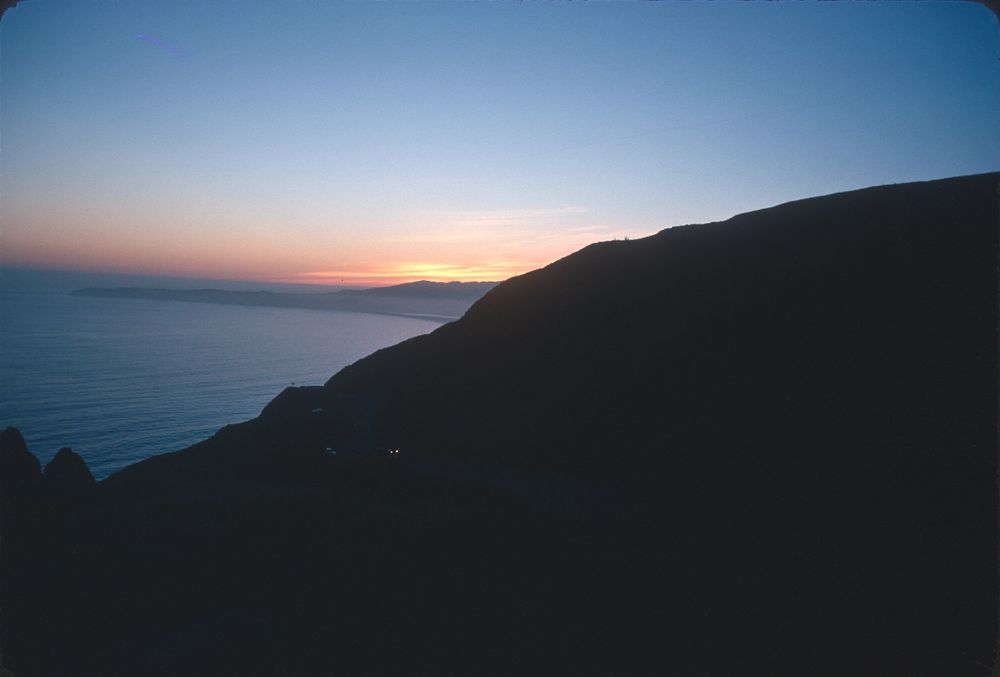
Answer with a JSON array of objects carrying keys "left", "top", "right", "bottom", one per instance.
[{"left": 2, "top": 0, "right": 998, "bottom": 284}]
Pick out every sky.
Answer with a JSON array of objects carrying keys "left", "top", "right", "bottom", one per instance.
[{"left": 2, "top": 0, "right": 998, "bottom": 286}]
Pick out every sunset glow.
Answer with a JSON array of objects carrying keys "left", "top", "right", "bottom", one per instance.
[
  {"left": 277, "top": 263, "right": 528, "bottom": 287},
  {"left": 2, "top": 1, "right": 997, "bottom": 287}
]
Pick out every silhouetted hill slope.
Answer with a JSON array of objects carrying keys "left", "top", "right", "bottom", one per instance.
[
  {"left": 71, "top": 280, "right": 498, "bottom": 321},
  {"left": 317, "top": 171, "right": 997, "bottom": 671},
  {"left": 325, "top": 173, "right": 996, "bottom": 474},
  {"left": 4, "top": 173, "right": 996, "bottom": 676}
]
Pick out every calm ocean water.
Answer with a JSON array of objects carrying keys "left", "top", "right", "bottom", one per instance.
[{"left": 0, "top": 290, "right": 439, "bottom": 479}]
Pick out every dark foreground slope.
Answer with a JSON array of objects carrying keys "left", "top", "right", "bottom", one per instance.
[{"left": 2, "top": 173, "right": 997, "bottom": 677}]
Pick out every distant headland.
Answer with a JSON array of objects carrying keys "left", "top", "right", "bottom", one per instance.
[{"left": 71, "top": 280, "right": 499, "bottom": 322}]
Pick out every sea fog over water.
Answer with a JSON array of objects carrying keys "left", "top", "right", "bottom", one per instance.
[{"left": 0, "top": 269, "right": 440, "bottom": 479}]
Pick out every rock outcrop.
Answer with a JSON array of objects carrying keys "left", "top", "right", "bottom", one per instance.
[{"left": 0, "top": 427, "right": 41, "bottom": 503}]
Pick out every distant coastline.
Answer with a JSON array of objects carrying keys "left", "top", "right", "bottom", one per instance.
[{"left": 71, "top": 280, "right": 498, "bottom": 323}]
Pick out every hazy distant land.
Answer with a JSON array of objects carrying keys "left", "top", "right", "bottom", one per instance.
[{"left": 71, "top": 280, "right": 499, "bottom": 322}]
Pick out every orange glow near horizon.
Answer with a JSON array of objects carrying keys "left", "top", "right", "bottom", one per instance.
[
  {"left": 2, "top": 205, "right": 652, "bottom": 288},
  {"left": 272, "top": 261, "right": 529, "bottom": 286},
  {"left": 1, "top": 235, "right": 634, "bottom": 288}
]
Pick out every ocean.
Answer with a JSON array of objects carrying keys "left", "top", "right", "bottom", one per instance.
[{"left": 0, "top": 286, "right": 439, "bottom": 479}]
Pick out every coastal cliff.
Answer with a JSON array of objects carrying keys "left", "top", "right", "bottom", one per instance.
[{"left": 2, "top": 173, "right": 997, "bottom": 676}]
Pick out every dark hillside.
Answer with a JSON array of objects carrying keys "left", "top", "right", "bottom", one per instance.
[
  {"left": 3, "top": 173, "right": 996, "bottom": 676},
  {"left": 327, "top": 173, "right": 996, "bottom": 473},
  {"left": 321, "top": 171, "right": 998, "bottom": 672}
]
